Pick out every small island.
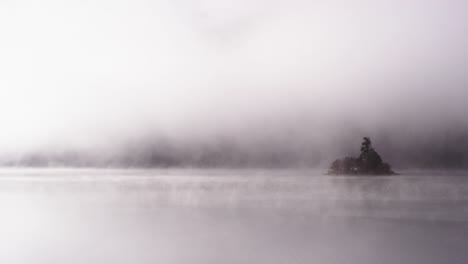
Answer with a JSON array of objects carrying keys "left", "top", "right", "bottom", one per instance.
[{"left": 327, "top": 137, "right": 396, "bottom": 175}]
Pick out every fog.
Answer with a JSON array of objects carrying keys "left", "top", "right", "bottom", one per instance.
[
  {"left": 1, "top": 169, "right": 468, "bottom": 264},
  {"left": 1, "top": 0, "right": 468, "bottom": 168}
]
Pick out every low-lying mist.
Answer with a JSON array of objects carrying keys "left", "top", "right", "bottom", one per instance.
[{"left": 2, "top": 169, "right": 468, "bottom": 264}]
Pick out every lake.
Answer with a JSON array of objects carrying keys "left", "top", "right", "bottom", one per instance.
[{"left": 1, "top": 169, "right": 468, "bottom": 264}]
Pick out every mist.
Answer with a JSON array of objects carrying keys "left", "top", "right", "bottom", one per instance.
[
  {"left": 2, "top": 168, "right": 468, "bottom": 264},
  {"left": 1, "top": 0, "right": 468, "bottom": 168}
]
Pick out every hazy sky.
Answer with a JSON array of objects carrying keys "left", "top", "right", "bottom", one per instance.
[{"left": 1, "top": 0, "right": 467, "bottom": 162}]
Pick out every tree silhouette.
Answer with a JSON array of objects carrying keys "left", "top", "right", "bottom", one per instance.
[
  {"left": 328, "top": 137, "right": 395, "bottom": 175},
  {"left": 357, "top": 137, "right": 383, "bottom": 172},
  {"left": 359, "top": 137, "right": 372, "bottom": 160}
]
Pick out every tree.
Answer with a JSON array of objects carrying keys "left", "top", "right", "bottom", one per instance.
[
  {"left": 359, "top": 137, "right": 372, "bottom": 161},
  {"left": 328, "top": 137, "right": 395, "bottom": 175}
]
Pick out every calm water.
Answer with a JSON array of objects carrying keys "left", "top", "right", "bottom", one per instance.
[{"left": 1, "top": 169, "right": 468, "bottom": 264}]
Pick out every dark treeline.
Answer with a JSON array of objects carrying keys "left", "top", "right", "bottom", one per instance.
[{"left": 1, "top": 131, "right": 468, "bottom": 169}]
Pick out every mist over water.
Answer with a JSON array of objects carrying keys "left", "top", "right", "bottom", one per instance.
[
  {"left": 1, "top": 0, "right": 468, "bottom": 168},
  {"left": 1, "top": 169, "right": 468, "bottom": 264},
  {"left": 2, "top": 1, "right": 468, "bottom": 263}
]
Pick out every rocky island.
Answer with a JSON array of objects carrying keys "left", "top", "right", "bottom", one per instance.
[{"left": 327, "top": 137, "right": 396, "bottom": 175}]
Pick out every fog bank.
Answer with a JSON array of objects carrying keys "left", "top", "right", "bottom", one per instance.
[{"left": 1, "top": 0, "right": 467, "bottom": 168}]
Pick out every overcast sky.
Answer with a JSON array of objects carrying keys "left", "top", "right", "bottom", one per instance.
[{"left": 1, "top": 0, "right": 467, "bottom": 164}]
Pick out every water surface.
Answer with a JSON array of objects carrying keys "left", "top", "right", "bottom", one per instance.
[{"left": 1, "top": 169, "right": 467, "bottom": 264}]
